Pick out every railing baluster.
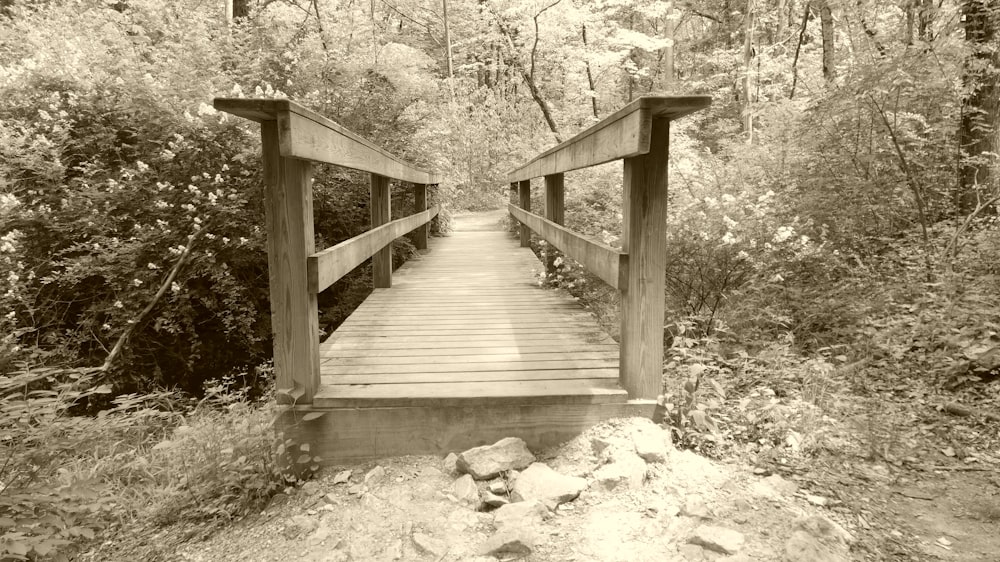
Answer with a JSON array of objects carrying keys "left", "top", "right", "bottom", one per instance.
[
  {"left": 518, "top": 180, "right": 531, "bottom": 247},
  {"left": 412, "top": 182, "right": 428, "bottom": 250},
  {"left": 261, "top": 120, "right": 321, "bottom": 404},
  {"left": 371, "top": 173, "right": 392, "bottom": 288},
  {"left": 544, "top": 173, "right": 565, "bottom": 276},
  {"left": 619, "top": 119, "right": 671, "bottom": 400}
]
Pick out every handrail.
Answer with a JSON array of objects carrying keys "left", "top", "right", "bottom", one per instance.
[
  {"left": 506, "top": 95, "right": 711, "bottom": 401},
  {"left": 508, "top": 205, "right": 626, "bottom": 289},
  {"left": 215, "top": 97, "right": 441, "bottom": 404},
  {"left": 508, "top": 96, "right": 710, "bottom": 183},
  {"left": 214, "top": 98, "right": 440, "bottom": 185},
  {"left": 309, "top": 205, "right": 440, "bottom": 294}
]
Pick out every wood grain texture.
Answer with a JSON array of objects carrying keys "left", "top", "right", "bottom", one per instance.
[
  {"left": 276, "top": 400, "right": 658, "bottom": 463},
  {"left": 507, "top": 96, "right": 711, "bottom": 182},
  {"left": 412, "top": 183, "right": 428, "bottom": 250},
  {"left": 518, "top": 180, "right": 531, "bottom": 247},
  {"left": 544, "top": 173, "right": 565, "bottom": 276},
  {"left": 619, "top": 119, "right": 671, "bottom": 400},
  {"left": 308, "top": 205, "right": 439, "bottom": 293},
  {"left": 509, "top": 205, "right": 625, "bottom": 289},
  {"left": 370, "top": 173, "right": 391, "bottom": 288},
  {"left": 261, "top": 121, "right": 320, "bottom": 404},
  {"left": 214, "top": 98, "right": 440, "bottom": 184},
  {"left": 316, "top": 224, "right": 626, "bottom": 410}
]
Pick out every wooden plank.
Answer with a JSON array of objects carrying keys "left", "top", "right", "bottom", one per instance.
[
  {"left": 324, "top": 351, "right": 619, "bottom": 366},
  {"left": 214, "top": 98, "right": 440, "bottom": 184},
  {"left": 518, "top": 180, "right": 531, "bottom": 247},
  {"left": 619, "top": 118, "right": 670, "bottom": 400},
  {"left": 307, "top": 205, "right": 439, "bottom": 293},
  {"left": 544, "top": 172, "right": 565, "bottom": 276},
  {"left": 313, "top": 378, "right": 626, "bottom": 408},
  {"left": 371, "top": 173, "right": 391, "bottom": 288},
  {"left": 321, "top": 368, "right": 619, "bottom": 385},
  {"left": 320, "top": 344, "right": 619, "bottom": 357},
  {"left": 276, "top": 400, "right": 658, "bottom": 463},
  {"left": 506, "top": 96, "right": 711, "bottom": 182},
  {"left": 260, "top": 121, "right": 320, "bottom": 404},
  {"left": 324, "top": 358, "right": 618, "bottom": 376},
  {"left": 412, "top": 183, "right": 428, "bottom": 250},
  {"left": 509, "top": 205, "right": 625, "bottom": 289},
  {"left": 328, "top": 333, "right": 616, "bottom": 344}
]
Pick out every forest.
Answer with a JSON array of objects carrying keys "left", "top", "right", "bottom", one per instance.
[{"left": 1, "top": 0, "right": 999, "bottom": 560}]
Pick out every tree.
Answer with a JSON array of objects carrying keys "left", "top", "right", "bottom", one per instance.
[
  {"left": 818, "top": 0, "right": 836, "bottom": 82},
  {"left": 958, "top": 0, "right": 1000, "bottom": 213}
]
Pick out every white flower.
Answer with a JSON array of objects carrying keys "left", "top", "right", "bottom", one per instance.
[
  {"left": 723, "top": 215, "right": 738, "bottom": 229},
  {"left": 171, "top": 282, "right": 181, "bottom": 293},
  {"left": 773, "top": 226, "right": 794, "bottom": 244},
  {"left": 132, "top": 279, "right": 142, "bottom": 287},
  {"left": 197, "top": 102, "right": 217, "bottom": 116},
  {"left": 114, "top": 300, "right": 124, "bottom": 309},
  {"left": 38, "top": 109, "right": 52, "bottom": 121},
  {"left": 721, "top": 231, "right": 738, "bottom": 245},
  {"left": 102, "top": 323, "right": 111, "bottom": 330},
  {"left": 147, "top": 263, "right": 159, "bottom": 270},
  {"left": 136, "top": 161, "right": 149, "bottom": 172}
]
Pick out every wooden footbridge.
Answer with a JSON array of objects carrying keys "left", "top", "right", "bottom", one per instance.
[{"left": 215, "top": 95, "right": 711, "bottom": 463}]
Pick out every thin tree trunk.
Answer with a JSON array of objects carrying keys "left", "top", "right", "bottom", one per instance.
[
  {"left": 776, "top": 0, "right": 788, "bottom": 39},
  {"left": 742, "top": 0, "right": 755, "bottom": 142},
  {"left": 857, "top": 0, "right": 886, "bottom": 56},
  {"left": 582, "top": 23, "right": 599, "bottom": 118},
  {"left": 790, "top": 2, "right": 811, "bottom": 99},
  {"left": 819, "top": 0, "right": 836, "bottom": 82},
  {"left": 664, "top": 1, "right": 675, "bottom": 89},
  {"left": 443, "top": 0, "right": 454, "bottom": 81}
]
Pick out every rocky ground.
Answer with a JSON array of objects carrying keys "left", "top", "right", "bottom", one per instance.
[{"left": 170, "top": 418, "right": 856, "bottom": 561}]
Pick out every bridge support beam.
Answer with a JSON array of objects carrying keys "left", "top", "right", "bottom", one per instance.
[
  {"left": 261, "top": 121, "right": 321, "bottom": 404},
  {"left": 619, "top": 119, "right": 670, "bottom": 400},
  {"left": 544, "top": 173, "right": 564, "bottom": 276},
  {"left": 412, "top": 183, "right": 428, "bottom": 250},
  {"left": 371, "top": 173, "right": 392, "bottom": 288},
  {"left": 518, "top": 180, "right": 531, "bottom": 247}
]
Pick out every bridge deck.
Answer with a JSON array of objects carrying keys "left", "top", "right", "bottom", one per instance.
[{"left": 313, "top": 214, "right": 627, "bottom": 408}]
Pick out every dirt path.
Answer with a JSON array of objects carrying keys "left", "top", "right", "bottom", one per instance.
[{"left": 450, "top": 209, "right": 508, "bottom": 232}]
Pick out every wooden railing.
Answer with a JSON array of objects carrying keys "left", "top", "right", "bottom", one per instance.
[
  {"left": 507, "top": 95, "right": 711, "bottom": 400},
  {"left": 215, "top": 98, "right": 440, "bottom": 404}
]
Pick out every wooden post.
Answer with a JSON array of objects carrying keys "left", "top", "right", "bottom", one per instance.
[
  {"left": 261, "top": 121, "right": 320, "bottom": 404},
  {"left": 619, "top": 118, "right": 670, "bottom": 400},
  {"left": 544, "top": 173, "right": 565, "bottom": 275},
  {"left": 518, "top": 179, "right": 531, "bottom": 247},
  {"left": 413, "top": 183, "right": 428, "bottom": 250},
  {"left": 371, "top": 173, "right": 392, "bottom": 288}
]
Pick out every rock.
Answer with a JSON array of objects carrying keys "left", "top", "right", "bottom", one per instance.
[
  {"left": 457, "top": 437, "right": 535, "bottom": 480},
  {"left": 347, "top": 483, "right": 365, "bottom": 496},
  {"left": 323, "top": 492, "right": 338, "bottom": 505},
  {"left": 483, "top": 491, "right": 509, "bottom": 507},
  {"left": 511, "top": 463, "right": 587, "bottom": 508},
  {"left": 452, "top": 474, "right": 481, "bottom": 508},
  {"left": 720, "top": 555, "right": 752, "bottom": 562},
  {"left": 307, "top": 524, "right": 335, "bottom": 546},
  {"left": 493, "top": 499, "right": 550, "bottom": 529},
  {"left": 478, "top": 526, "right": 536, "bottom": 557},
  {"left": 678, "top": 543, "right": 707, "bottom": 561},
  {"left": 443, "top": 452, "right": 459, "bottom": 473},
  {"left": 680, "top": 495, "right": 711, "bottom": 519},
  {"left": 591, "top": 437, "right": 613, "bottom": 455},
  {"left": 688, "top": 525, "right": 746, "bottom": 555},
  {"left": 332, "top": 469, "right": 352, "bottom": 485},
  {"left": 487, "top": 481, "right": 508, "bottom": 495},
  {"left": 267, "top": 492, "right": 290, "bottom": 509},
  {"left": 785, "top": 516, "right": 854, "bottom": 562},
  {"left": 302, "top": 481, "right": 321, "bottom": 495},
  {"left": 364, "top": 466, "right": 386, "bottom": 486},
  {"left": 972, "top": 346, "right": 1000, "bottom": 376},
  {"left": 751, "top": 474, "right": 798, "bottom": 499},
  {"left": 282, "top": 515, "right": 319, "bottom": 539},
  {"left": 593, "top": 451, "right": 647, "bottom": 490},
  {"left": 631, "top": 424, "right": 671, "bottom": 463},
  {"left": 412, "top": 532, "right": 447, "bottom": 557}
]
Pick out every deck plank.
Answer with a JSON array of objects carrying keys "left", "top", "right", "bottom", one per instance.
[{"left": 316, "top": 222, "right": 624, "bottom": 407}]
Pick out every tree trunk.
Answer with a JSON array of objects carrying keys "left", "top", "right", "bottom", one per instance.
[
  {"left": 958, "top": 0, "right": 1000, "bottom": 213},
  {"left": 664, "top": 1, "right": 675, "bottom": 89},
  {"left": 918, "top": 0, "right": 935, "bottom": 40},
  {"left": 582, "top": 24, "right": 599, "bottom": 118},
  {"left": 232, "top": 0, "right": 249, "bottom": 19},
  {"left": 818, "top": 0, "right": 836, "bottom": 83},
  {"left": 742, "top": 0, "right": 755, "bottom": 142},
  {"left": 790, "top": 2, "right": 811, "bottom": 99}
]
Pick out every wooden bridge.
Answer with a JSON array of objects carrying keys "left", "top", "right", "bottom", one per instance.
[{"left": 215, "top": 95, "right": 711, "bottom": 463}]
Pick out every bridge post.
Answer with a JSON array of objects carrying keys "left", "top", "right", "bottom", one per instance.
[
  {"left": 412, "top": 182, "right": 428, "bottom": 250},
  {"left": 619, "top": 118, "right": 670, "bottom": 400},
  {"left": 518, "top": 180, "right": 531, "bottom": 247},
  {"left": 371, "top": 173, "right": 392, "bottom": 288},
  {"left": 544, "top": 173, "right": 565, "bottom": 276},
  {"left": 261, "top": 121, "right": 321, "bottom": 404}
]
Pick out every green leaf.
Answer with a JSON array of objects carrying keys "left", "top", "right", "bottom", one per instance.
[
  {"left": 299, "top": 443, "right": 310, "bottom": 452},
  {"left": 302, "top": 412, "right": 325, "bottom": 421},
  {"left": 296, "top": 454, "right": 311, "bottom": 464}
]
